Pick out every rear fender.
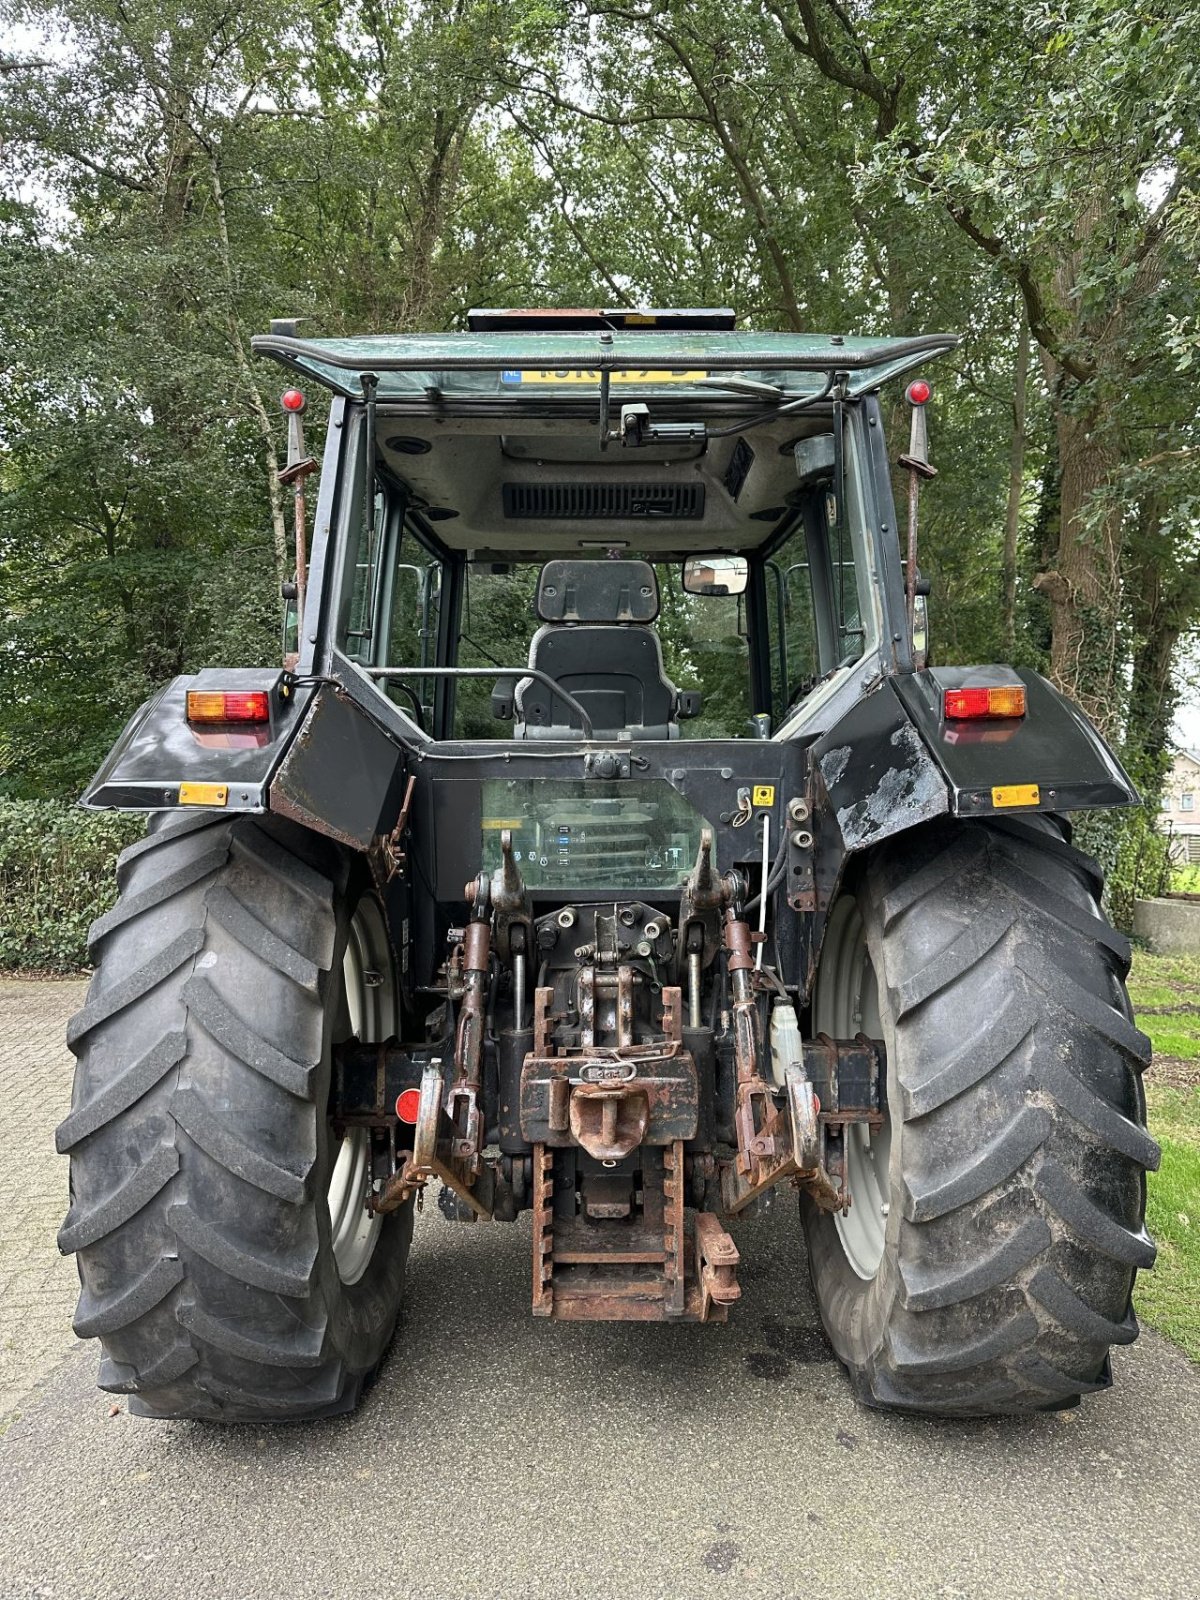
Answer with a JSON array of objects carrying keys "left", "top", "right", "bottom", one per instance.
[
  {"left": 83, "top": 671, "right": 409, "bottom": 854},
  {"left": 800, "top": 667, "right": 1137, "bottom": 998},
  {"left": 812, "top": 668, "right": 1137, "bottom": 856},
  {"left": 82, "top": 668, "right": 312, "bottom": 814},
  {"left": 894, "top": 666, "right": 1138, "bottom": 817}
]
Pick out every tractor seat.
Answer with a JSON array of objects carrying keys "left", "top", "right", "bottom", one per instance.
[{"left": 511, "top": 560, "right": 698, "bottom": 741}]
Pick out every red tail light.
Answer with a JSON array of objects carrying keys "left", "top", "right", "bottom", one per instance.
[
  {"left": 944, "top": 686, "right": 1026, "bottom": 720},
  {"left": 395, "top": 1088, "right": 421, "bottom": 1123},
  {"left": 186, "top": 690, "right": 271, "bottom": 724}
]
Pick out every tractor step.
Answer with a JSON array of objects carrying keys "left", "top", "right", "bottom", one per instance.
[{"left": 531, "top": 1141, "right": 741, "bottom": 1322}]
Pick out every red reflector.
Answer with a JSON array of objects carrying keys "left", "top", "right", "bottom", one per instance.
[
  {"left": 395, "top": 1088, "right": 421, "bottom": 1123},
  {"left": 906, "top": 378, "right": 932, "bottom": 405},
  {"left": 186, "top": 690, "right": 271, "bottom": 724},
  {"left": 281, "top": 388, "right": 306, "bottom": 413},
  {"left": 944, "top": 685, "right": 1026, "bottom": 720}
]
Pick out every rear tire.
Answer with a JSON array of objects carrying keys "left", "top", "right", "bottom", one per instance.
[
  {"left": 802, "top": 815, "right": 1158, "bottom": 1417},
  {"left": 57, "top": 811, "right": 412, "bottom": 1421}
]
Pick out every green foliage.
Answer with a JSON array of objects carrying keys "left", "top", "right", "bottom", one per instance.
[
  {"left": 0, "top": 801, "right": 141, "bottom": 970},
  {"left": 1129, "top": 953, "right": 1200, "bottom": 1360},
  {"left": 1, "top": 0, "right": 1198, "bottom": 875},
  {"left": 1140, "top": 1087, "right": 1200, "bottom": 1361},
  {"left": 1076, "top": 803, "right": 1171, "bottom": 933}
]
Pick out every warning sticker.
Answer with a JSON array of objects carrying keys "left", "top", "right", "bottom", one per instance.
[{"left": 751, "top": 784, "right": 776, "bottom": 808}]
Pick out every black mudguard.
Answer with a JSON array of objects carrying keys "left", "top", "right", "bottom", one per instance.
[
  {"left": 82, "top": 669, "right": 313, "bottom": 814},
  {"left": 812, "top": 666, "right": 1137, "bottom": 857},
  {"left": 83, "top": 670, "right": 409, "bottom": 852},
  {"left": 797, "top": 665, "right": 1136, "bottom": 1001}
]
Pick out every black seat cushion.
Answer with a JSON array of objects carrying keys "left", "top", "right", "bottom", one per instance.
[{"left": 516, "top": 624, "right": 678, "bottom": 739}]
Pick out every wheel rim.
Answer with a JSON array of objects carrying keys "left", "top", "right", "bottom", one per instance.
[
  {"left": 812, "top": 896, "right": 892, "bottom": 1281},
  {"left": 328, "top": 899, "right": 395, "bottom": 1285}
]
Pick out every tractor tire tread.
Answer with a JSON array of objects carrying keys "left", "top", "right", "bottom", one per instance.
[
  {"left": 58, "top": 812, "right": 409, "bottom": 1421},
  {"left": 803, "top": 815, "right": 1159, "bottom": 1417}
]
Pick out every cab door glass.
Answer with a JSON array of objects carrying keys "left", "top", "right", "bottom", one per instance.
[
  {"left": 764, "top": 531, "right": 820, "bottom": 724},
  {"left": 342, "top": 489, "right": 386, "bottom": 665},
  {"left": 456, "top": 564, "right": 540, "bottom": 737},
  {"left": 382, "top": 538, "right": 442, "bottom": 727}
]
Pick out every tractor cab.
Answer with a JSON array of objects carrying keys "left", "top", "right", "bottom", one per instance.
[{"left": 266, "top": 316, "right": 947, "bottom": 751}]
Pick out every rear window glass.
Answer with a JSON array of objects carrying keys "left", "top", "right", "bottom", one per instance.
[{"left": 480, "top": 778, "right": 712, "bottom": 889}]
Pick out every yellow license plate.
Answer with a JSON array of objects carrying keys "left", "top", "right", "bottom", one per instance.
[
  {"left": 991, "top": 784, "right": 1040, "bottom": 809},
  {"left": 500, "top": 369, "right": 709, "bottom": 386}
]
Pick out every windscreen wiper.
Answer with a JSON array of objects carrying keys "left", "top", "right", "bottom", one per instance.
[{"left": 697, "top": 376, "right": 786, "bottom": 400}]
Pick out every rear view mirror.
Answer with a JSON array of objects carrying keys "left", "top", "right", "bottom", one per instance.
[{"left": 683, "top": 555, "right": 749, "bottom": 597}]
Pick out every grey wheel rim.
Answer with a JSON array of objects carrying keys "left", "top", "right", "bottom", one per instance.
[
  {"left": 328, "top": 899, "right": 395, "bottom": 1285},
  {"left": 812, "top": 896, "right": 892, "bottom": 1280}
]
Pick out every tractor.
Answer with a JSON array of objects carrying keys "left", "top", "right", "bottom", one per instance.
[{"left": 57, "top": 308, "right": 1157, "bottom": 1420}]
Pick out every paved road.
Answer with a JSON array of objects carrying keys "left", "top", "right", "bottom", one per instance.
[{"left": 2, "top": 978, "right": 1197, "bottom": 1600}]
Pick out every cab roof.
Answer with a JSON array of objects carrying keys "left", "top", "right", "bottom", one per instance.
[{"left": 251, "top": 325, "right": 958, "bottom": 402}]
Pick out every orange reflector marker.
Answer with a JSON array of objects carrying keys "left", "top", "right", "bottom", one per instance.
[
  {"left": 395, "top": 1088, "right": 421, "bottom": 1124},
  {"left": 992, "top": 784, "right": 1040, "bottom": 809},
  {"left": 943, "top": 685, "right": 1026, "bottom": 720},
  {"left": 179, "top": 783, "right": 228, "bottom": 807},
  {"left": 186, "top": 690, "right": 271, "bottom": 724}
]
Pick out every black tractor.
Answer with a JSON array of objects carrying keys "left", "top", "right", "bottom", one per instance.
[{"left": 58, "top": 308, "right": 1158, "bottom": 1420}]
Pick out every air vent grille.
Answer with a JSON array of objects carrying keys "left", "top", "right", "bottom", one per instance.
[{"left": 502, "top": 482, "right": 705, "bottom": 520}]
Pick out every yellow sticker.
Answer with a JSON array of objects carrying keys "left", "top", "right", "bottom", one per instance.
[
  {"left": 482, "top": 817, "right": 525, "bottom": 830},
  {"left": 752, "top": 784, "right": 777, "bottom": 808},
  {"left": 991, "top": 784, "right": 1040, "bottom": 809},
  {"left": 179, "top": 782, "right": 228, "bottom": 807}
]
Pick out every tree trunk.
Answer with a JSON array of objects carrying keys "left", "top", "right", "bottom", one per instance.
[
  {"left": 1033, "top": 391, "right": 1124, "bottom": 736},
  {"left": 1127, "top": 492, "right": 1193, "bottom": 794},
  {"left": 206, "top": 153, "right": 290, "bottom": 580},
  {"left": 1002, "top": 313, "right": 1030, "bottom": 654}
]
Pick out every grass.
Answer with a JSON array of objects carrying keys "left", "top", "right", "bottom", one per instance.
[
  {"left": 1142, "top": 1016, "right": 1200, "bottom": 1060},
  {"left": 1130, "top": 949, "right": 1200, "bottom": 1360}
]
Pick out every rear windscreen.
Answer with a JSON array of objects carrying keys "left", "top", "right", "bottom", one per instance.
[{"left": 480, "top": 778, "right": 711, "bottom": 889}]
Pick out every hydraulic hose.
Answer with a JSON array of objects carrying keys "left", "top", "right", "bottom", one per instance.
[{"left": 743, "top": 830, "right": 790, "bottom": 915}]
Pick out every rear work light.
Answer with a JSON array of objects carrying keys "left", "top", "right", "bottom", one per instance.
[
  {"left": 186, "top": 690, "right": 271, "bottom": 724},
  {"left": 943, "top": 685, "right": 1027, "bottom": 720}
]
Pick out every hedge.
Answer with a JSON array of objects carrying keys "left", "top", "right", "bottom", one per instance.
[{"left": 0, "top": 801, "right": 144, "bottom": 972}]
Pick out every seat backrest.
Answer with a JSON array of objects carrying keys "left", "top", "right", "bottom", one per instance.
[{"left": 515, "top": 560, "right": 678, "bottom": 740}]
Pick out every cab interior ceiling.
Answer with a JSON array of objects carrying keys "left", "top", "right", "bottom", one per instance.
[{"left": 375, "top": 409, "right": 833, "bottom": 554}]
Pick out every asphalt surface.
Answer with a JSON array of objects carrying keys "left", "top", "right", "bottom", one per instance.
[{"left": 2, "top": 977, "right": 1198, "bottom": 1600}]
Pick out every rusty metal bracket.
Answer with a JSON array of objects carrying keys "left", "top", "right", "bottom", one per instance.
[
  {"left": 372, "top": 1060, "right": 492, "bottom": 1221},
  {"left": 695, "top": 1211, "right": 741, "bottom": 1321},
  {"left": 445, "top": 915, "right": 490, "bottom": 1180},
  {"left": 380, "top": 773, "right": 417, "bottom": 880},
  {"left": 663, "top": 1140, "right": 687, "bottom": 1317},
  {"left": 722, "top": 1060, "right": 843, "bottom": 1218},
  {"left": 520, "top": 1044, "right": 698, "bottom": 1148},
  {"left": 531, "top": 1143, "right": 554, "bottom": 1316}
]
